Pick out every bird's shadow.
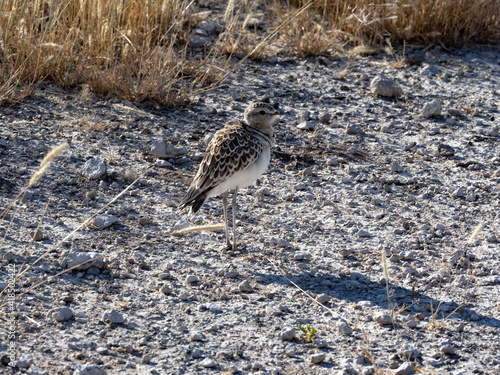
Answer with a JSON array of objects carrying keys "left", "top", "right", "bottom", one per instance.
[{"left": 252, "top": 267, "right": 500, "bottom": 329}]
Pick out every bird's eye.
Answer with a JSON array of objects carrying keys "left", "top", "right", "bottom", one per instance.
[{"left": 259, "top": 110, "right": 266, "bottom": 115}]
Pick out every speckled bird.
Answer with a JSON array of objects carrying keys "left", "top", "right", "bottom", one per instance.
[{"left": 179, "top": 102, "right": 279, "bottom": 251}]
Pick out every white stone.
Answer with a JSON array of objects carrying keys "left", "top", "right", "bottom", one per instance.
[
  {"left": 202, "top": 303, "right": 222, "bottom": 313},
  {"left": 52, "top": 307, "right": 73, "bottom": 322},
  {"left": 63, "top": 252, "right": 104, "bottom": 271},
  {"left": 422, "top": 100, "right": 441, "bottom": 118},
  {"left": 186, "top": 275, "right": 199, "bottom": 283},
  {"left": 93, "top": 214, "right": 119, "bottom": 229},
  {"left": 297, "top": 121, "right": 315, "bottom": 130},
  {"left": 190, "top": 331, "right": 205, "bottom": 341},
  {"left": 81, "top": 158, "right": 107, "bottom": 179},
  {"left": 200, "top": 357, "right": 216, "bottom": 368},
  {"left": 310, "top": 352, "right": 326, "bottom": 364},
  {"left": 102, "top": 309, "right": 125, "bottom": 324},
  {"left": 393, "top": 362, "right": 414, "bottom": 375},
  {"left": 357, "top": 230, "right": 371, "bottom": 237},
  {"left": 74, "top": 363, "right": 107, "bottom": 375},
  {"left": 280, "top": 327, "right": 296, "bottom": 341},
  {"left": 238, "top": 280, "right": 254, "bottom": 293}
]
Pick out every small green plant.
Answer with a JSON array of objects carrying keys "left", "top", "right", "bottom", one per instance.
[{"left": 299, "top": 324, "right": 317, "bottom": 342}]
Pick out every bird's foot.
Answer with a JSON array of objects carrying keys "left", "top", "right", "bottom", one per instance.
[{"left": 224, "top": 242, "right": 246, "bottom": 256}]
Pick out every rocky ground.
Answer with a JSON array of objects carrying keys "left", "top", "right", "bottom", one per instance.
[{"left": 1, "top": 43, "right": 500, "bottom": 375}]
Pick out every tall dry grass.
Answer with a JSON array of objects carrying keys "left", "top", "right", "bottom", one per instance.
[
  {"left": 0, "top": 0, "right": 498, "bottom": 103},
  {"left": 289, "top": 0, "right": 500, "bottom": 46},
  {"left": 0, "top": 0, "right": 227, "bottom": 105}
]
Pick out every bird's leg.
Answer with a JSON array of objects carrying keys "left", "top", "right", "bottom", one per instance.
[
  {"left": 232, "top": 188, "right": 238, "bottom": 252},
  {"left": 222, "top": 191, "right": 231, "bottom": 249}
]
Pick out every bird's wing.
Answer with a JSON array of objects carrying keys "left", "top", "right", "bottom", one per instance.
[{"left": 181, "top": 123, "right": 262, "bottom": 205}]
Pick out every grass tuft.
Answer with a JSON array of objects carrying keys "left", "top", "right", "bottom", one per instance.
[
  {"left": 1, "top": 0, "right": 498, "bottom": 103},
  {"left": 29, "top": 142, "right": 68, "bottom": 186}
]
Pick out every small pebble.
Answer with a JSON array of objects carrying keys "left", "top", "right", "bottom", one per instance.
[
  {"left": 179, "top": 292, "right": 189, "bottom": 301},
  {"left": 156, "top": 159, "right": 172, "bottom": 168},
  {"left": 16, "top": 355, "right": 34, "bottom": 369},
  {"left": 406, "top": 319, "right": 418, "bottom": 328},
  {"left": 357, "top": 230, "right": 371, "bottom": 237},
  {"left": 202, "top": 303, "right": 222, "bottom": 313},
  {"left": 189, "top": 331, "right": 205, "bottom": 341},
  {"left": 316, "top": 293, "right": 331, "bottom": 305},
  {"left": 238, "top": 280, "right": 254, "bottom": 293},
  {"left": 310, "top": 352, "right": 326, "bottom": 364},
  {"left": 200, "top": 357, "right": 216, "bottom": 368},
  {"left": 81, "top": 158, "right": 107, "bottom": 179},
  {"left": 393, "top": 362, "right": 414, "bottom": 375},
  {"left": 279, "top": 327, "right": 296, "bottom": 341},
  {"left": 158, "top": 272, "right": 170, "bottom": 280},
  {"left": 452, "top": 187, "right": 465, "bottom": 198},
  {"left": 93, "top": 214, "right": 119, "bottom": 229},
  {"left": 186, "top": 275, "right": 199, "bottom": 284},
  {"left": 102, "top": 309, "right": 125, "bottom": 324},
  {"left": 32, "top": 229, "right": 44, "bottom": 241},
  {"left": 74, "top": 363, "right": 106, "bottom": 375},
  {"left": 63, "top": 252, "right": 104, "bottom": 271},
  {"left": 266, "top": 306, "right": 282, "bottom": 316},
  {"left": 370, "top": 75, "right": 402, "bottom": 97},
  {"left": 284, "top": 344, "right": 297, "bottom": 357},
  {"left": 190, "top": 35, "right": 208, "bottom": 48},
  {"left": 391, "top": 161, "right": 404, "bottom": 173},
  {"left": 137, "top": 217, "right": 151, "bottom": 226},
  {"left": 160, "top": 284, "right": 172, "bottom": 294},
  {"left": 294, "top": 252, "right": 311, "bottom": 261},
  {"left": 422, "top": 100, "right": 441, "bottom": 118},
  {"left": 337, "top": 321, "right": 353, "bottom": 335},
  {"left": 318, "top": 112, "right": 331, "bottom": 123},
  {"left": 440, "top": 340, "right": 456, "bottom": 355},
  {"left": 224, "top": 270, "right": 239, "bottom": 278},
  {"left": 438, "top": 143, "right": 455, "bottom": 157},
  {"left": 294, "top": 182, "right": 306, "bottom": 191},
  {"left": 420, "top": 64, "right": 440, "bottom": 76},
  {"left": 151, "top": 140, "right": 171, "bottom": 158},
  {"left": 52, "top": 307, "right": 73, "bottom": 322},
  {"left": 373, "top": 312, "right": 392, "bottom": 325},
  {"left": 314, "top": 340, "right": 328, "bottom": 348},
  {"left": 297, "top": 121, "right": 315, "bottom": 130},
  {"left": 96, "top": 347, "right": 108, "bottom": 355},
  {"left": 119, "top": 341, "right": 133, "bottom": 353},
  {"left": 345, "top": 124, "right": 364, "bottom": 135},
  {"left": 446, "top": 107, "right": 464, "bottom": 116}
]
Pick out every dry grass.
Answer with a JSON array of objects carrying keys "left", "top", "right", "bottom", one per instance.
[
  {"left": 0, "top": 0, "right": 498, "bottom": 104},
  {"left": 272, "top": 1, "right": 339, "bottom": 57},
  {"left": 291, "top": 0, "right": 500, "bottom": 46},
  {"left": 0, "top": 0, "right": 228, "bottom": 105}
]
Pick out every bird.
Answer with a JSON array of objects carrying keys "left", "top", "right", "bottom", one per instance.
[{"left": 179, "top": 102, "right": 279, "bottom": 251}]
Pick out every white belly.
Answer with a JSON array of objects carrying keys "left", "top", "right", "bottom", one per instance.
[{"left": 207, "top": 146, "right": 271, "bottom": 198}]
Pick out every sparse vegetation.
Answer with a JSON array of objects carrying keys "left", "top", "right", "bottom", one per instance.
[
  {"left": 290, "top": 0, "right": 500, "bottom": 46},
  {"left": 1, "top": 0, "right": 498, "bottom": 104},
  {"left": 0, "top": 0, "right": 229, "bottom": 105},
  {"left": 299, "top": 323, "right": 318, "bottom": 342}
]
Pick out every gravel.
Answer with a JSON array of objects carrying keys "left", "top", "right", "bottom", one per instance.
[{"left": 0, "top": 43, "right": 499, "bottom": 374}]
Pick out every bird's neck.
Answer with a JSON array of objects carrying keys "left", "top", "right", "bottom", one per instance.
[{"left": 246, "top": 121, "right": 273, "bottom": 140}]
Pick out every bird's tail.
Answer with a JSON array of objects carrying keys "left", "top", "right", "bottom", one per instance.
[{"left": 179, "top": 189, "right": 209, "bottom": 215}]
